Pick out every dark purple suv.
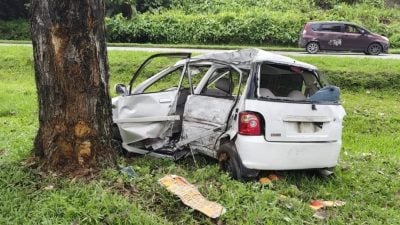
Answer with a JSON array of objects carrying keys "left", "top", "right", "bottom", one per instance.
[{"left": 299, "top": 21, "right": 389, "bottom": 55}]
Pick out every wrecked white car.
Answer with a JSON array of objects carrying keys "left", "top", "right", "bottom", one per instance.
[{"left": 112, "top": 49, "right": 346, "bottom": 179}]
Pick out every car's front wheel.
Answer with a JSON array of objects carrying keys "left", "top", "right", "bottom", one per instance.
[
  {"left": 367, "top": 43, "right": 383, "bottom": 55},
  {"left": 217, "top": 142, "right": 259, "bottom": 180},
  {"left": 306, "top": 42, "right": 319, "bottom": 54}
]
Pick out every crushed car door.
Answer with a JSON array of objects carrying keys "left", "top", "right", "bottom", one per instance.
[
  {"left": 114, "top": 53, "right": 191, "bottom": 144},
  {"left": 179, "top": 64, "right": 244, "bottom": 157}
]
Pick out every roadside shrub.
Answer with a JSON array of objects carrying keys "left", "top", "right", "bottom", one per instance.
[
  {"left": 325, "top": 71, "right": 400, "bottom": 90},
  {"left": 0, "top": 20, "right": 30, "bottom": 40}
]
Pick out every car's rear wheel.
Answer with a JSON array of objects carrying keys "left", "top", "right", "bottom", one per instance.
[
  {"left": 217, "top": 142, "right": 259, "bottom": 180},
  {"left": 367, "top": 43, "right": 382, "bottom": 55},
  {"left": 306, "top": 42, "right": 319, "bottom": 54}
]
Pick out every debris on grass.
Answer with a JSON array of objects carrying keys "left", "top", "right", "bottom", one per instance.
[
  {"left": 120, "top": 166, "right": 137, "bottom": 178},
  {"left": 43, "top": 185, "right": 54, "bottom": 191},
  {"left": 268, "top": 174, "right": 280, "bottom": 181},
  {"left": 309, "top": 200, "right": 346, "bottom": 210},
  {"left": 309, "top": 200, "right": 324, "bottom": 210},
  {"left": 259, "top": 177, "right": 271, "bottom": 184},
  {"left": 159, "top": 175, "right": 226, "bottom": 219},
  {"left": 313, "top": 210, "right": 328, "bottom": 220},
  {"left": 259, "top": 173, "right": 280, "bottom": 184}
]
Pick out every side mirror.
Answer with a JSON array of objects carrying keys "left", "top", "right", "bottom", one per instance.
[
  {"left": 115, "top": 84, "right": 128, "bottom": 96},
  {"left": 360, "top": 29, "right": 366, "bottom": 35}
]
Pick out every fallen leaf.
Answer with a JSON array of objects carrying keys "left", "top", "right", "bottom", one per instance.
[
  {"left": 44, "top": 185, "right": 54, "bottom": 191},
  {"left": 259, "top": 177, "right": 271, "bottom": 184},
  {"left": 268, "top": 174, "right": 280, "bottom": 181},
  {"left": 309, "top": 200, "right": 324, "bottom": 210},
  {"left": 313, "top": 210, "right": 327, "bottom": 220}
]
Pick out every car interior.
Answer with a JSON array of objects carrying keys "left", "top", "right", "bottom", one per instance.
[{"left": 258, "top": 63, "right": 320, "bottom": 101}]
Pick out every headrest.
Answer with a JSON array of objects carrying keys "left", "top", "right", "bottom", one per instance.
[
  {"left": 259, "top": 88, "right": 275, "bottom": 98},
  {"left": 287, "top": 90, "right": 306, "bottom": 100},
  {"left": 215, "top": 77, "right": 232, "bottom": 94}
]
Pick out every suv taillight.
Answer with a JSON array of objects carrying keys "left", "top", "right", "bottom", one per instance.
[
  {"left": 239, "top": 112, "right": 261, "bottom": 136},
  {"left": 302, "top": 24, "right": 308, "bottom": 35}
]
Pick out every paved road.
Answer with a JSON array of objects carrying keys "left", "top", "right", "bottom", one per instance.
[
  {"left": 108, "top": 46, "right": 400, "bottom": 59},
  {"left": 2, "top": 43, "right": 400, "bottom": 59}
]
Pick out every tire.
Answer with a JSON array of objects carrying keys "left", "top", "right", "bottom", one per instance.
[
  {"left": 217, "top": 142, "right": 259, "bottom": 180},
  {"left": 306, "top": 42, "right": 319, "bottom": 54},
  {"left": 367, "top": 43, "right": 382, "bottom": 55}
]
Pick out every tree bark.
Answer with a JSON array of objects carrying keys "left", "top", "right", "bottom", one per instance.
[{"left": 30, "top": 0, "right": 115, "bottom": 175}]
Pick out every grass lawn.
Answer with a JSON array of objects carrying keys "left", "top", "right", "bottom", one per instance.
[{"left": 1, "top": 45, "right": 399, "bottom": 224}]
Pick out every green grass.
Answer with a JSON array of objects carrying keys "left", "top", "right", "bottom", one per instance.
[{"left": 1, "top": 45, "right": 399, "bottom": 224}]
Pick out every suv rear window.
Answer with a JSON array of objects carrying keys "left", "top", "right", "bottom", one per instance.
[{"left": 319, "top": 23, "right": 342, "bottom": 32}]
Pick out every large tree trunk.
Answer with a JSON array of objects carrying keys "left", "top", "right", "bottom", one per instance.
[{"left": 30, "top": 0, "right": 115, "bottom": 175}]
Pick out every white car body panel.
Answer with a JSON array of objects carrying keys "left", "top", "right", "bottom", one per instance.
[
  {"left": 113, "top": 90, "right": 178, "bottom": 144},
  {"left": 244, "top": 100, "right": 346, "bottom": 142},
  {"left": 235, "top": 135, "right": 341, "bottom": 170}
]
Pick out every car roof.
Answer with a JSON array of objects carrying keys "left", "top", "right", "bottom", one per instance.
[
  {"left": 175, "top": 48, "right": 317, "bottom": 70},
  {"left": 308, "top": 21, "right": 360, "bottom": 26}
]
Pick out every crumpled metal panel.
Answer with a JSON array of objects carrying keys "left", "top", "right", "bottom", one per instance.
[
  {"left": 115, "top": 90, "right": 178, "bottom": 144},
  {"left": 181, "top": 95, "right": 234, "bottom": 153},
  {"left": 183, "top": 95, "right": 234, "bottom": 125}
]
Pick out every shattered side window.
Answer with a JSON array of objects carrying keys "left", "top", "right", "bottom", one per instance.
[
  {"left": 186, "top": 65, "right": 211, "bottom": 89},
  {"left": 144, "top": 67, "right": 183, "bottom": 93},
  {"left": 201, "top": 67, "right": 240, "bottom": 98}
]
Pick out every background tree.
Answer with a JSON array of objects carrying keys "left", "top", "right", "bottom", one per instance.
[{"left": 30, "top": 0, "right": 115, "bottom": 175}]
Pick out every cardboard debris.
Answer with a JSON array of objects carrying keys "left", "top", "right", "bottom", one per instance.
[
  {"left": 159, "top": 175, "right": 226, "bottom": 218},
  {"left": 309, "top": 200, "right": 346, "bottom": 210}
]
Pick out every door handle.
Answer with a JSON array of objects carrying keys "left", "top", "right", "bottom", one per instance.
[{"left": 159, "top": 98, "right": 171, "bottom": 103}]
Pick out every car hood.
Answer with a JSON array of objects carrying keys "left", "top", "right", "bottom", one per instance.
[{"left": 373, "top": 33, "right": 389, "bottom": 42}]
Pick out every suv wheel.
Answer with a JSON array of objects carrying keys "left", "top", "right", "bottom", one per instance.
[
  {"left": 217, "top": 142, "right": 259, "bottom": 180},
  {"left": 306, "top": 42, "right": 319, "bottom": 54},
  {"left": 367, "top": 43, "right": 382, "bottom": 55}
]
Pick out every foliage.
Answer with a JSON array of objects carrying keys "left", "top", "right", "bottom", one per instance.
[
  {"left": 0, "top": 19, "right": 30, "bottom": 40},
  {"left": 105, "top": 1, "right": 400, "bottom": 47},
  {"left": 0, "top": 0, "right": 29, "bottom": 20},
  {"left": 1, "top": 46, "right": 399, "bottom": 224}
]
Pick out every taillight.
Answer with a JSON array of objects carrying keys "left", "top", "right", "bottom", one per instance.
[
  {"left": 302, "top": 24, "right": 308, "bottom": 35},
  {"left": 239, "top": 112, "right": 261, "bottom": 136}
]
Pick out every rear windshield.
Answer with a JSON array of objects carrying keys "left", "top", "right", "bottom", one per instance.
[{"left": 257, "top": 63, "right": 337, "bottom": 103}]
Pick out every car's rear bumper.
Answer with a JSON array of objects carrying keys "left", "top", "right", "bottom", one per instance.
[{"left": 235, "top": 135, "right": 341, "bottom": 170}]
